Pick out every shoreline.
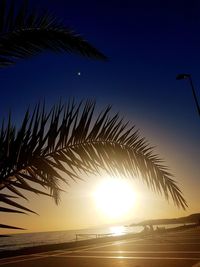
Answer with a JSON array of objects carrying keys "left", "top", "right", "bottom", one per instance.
[{"left": 0, "top": 223, "right": 198, "bottom": 259}]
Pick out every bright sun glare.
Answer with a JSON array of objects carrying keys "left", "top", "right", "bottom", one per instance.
[{"left": 94, "top": 177, "right": 137, "bottom": 219}]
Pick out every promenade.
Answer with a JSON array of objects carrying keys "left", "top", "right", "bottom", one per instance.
[{"left": 0, "top": 227, "right": 200, "bottom": 267}]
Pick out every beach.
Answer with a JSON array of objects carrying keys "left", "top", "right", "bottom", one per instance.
[{"left": 0, "top": 225, "right": 199, "bottom": 267}]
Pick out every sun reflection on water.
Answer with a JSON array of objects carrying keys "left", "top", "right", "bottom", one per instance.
[{"left": 110, "top": 226, "right": 125, "bottom": 236}]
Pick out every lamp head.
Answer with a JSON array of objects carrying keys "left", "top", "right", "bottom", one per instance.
[{"left": 176, "top": 73, "right": 190, "bottom": 80}]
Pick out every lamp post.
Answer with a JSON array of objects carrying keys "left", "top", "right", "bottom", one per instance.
[{"left": 176, "top": 73, "right": 200, "bottom": 117}]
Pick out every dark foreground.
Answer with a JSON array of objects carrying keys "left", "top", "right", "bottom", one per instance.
[{"left": 0, "top": 227, "right": 200, "bottom": 267}]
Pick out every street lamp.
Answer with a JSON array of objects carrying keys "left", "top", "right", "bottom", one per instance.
[{"left": 176, "top": 73, "right": 200, "bottom": 117}]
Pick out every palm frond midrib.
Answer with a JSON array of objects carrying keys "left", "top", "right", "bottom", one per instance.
[
  {"left": 45, "top": 138, "right": 144, "bottom": 157},
  {"left": 1, "top": 138, "right": 149, "bottom": 183},
  {"left": 1, "top": 137, "right": 167, "bottom": 181},
  {"left": 46, "top": 138, "right": 172, "bottom": 194},
  {"left": 0, "top": 26, "right": 73, "bottom": 36}
]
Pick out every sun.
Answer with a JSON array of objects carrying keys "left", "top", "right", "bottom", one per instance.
[{"left": 93, "top": 177, "right": 137, "bottom": 219}]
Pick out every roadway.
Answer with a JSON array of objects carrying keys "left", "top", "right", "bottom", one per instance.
[{"left": 0, "top": 227, "right": 200, "bottom": 267}]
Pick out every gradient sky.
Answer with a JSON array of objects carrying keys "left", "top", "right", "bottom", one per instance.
[{"left": 1, "top": 0, "right": 200, "bottom": 234}]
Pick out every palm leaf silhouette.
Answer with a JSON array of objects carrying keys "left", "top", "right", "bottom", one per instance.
[
  {"left": 0, "top": 100, "right": 187, "bottom": 229},
  {"left": 0, "top": 0, "right": 107, "bottom": 67}
]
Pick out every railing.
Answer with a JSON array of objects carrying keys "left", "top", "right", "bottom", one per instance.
[{"left": 75, "top": 233, "right": 112, "bottom": 241}]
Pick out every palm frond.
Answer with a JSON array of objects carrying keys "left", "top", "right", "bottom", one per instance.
[
  {"left": 0, "top": 100, "right": 187, "bottom": 225},
  {"left": 0, "top": 0, "right": 107, "bottom": 67},
  {"left": 0, "top": 224, "right": 25, "bottom": 230}
]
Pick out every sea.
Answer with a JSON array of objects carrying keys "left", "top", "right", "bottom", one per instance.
[
  {"left": 0, "top": 225, "right": 143, "bottom": 252},
  {"left": 0, "top": 223, "right": 187, "bottom": 252}
]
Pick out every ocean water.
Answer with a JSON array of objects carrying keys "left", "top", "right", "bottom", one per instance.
[{"left": 0, "top": 225, "right": 143, "bottom": 252}]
